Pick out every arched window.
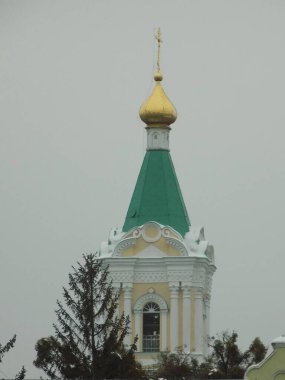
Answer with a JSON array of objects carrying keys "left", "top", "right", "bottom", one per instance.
[
  {"left": 143, "top": 302, "right": 160, "bottom": 352},
  {"left": 134, "top": 292, "right": 168, "bottom": 352}
]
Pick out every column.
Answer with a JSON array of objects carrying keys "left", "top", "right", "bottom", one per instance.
[
  {"left": 113, "top": 284, "right": 121, "bottom": 319},
  {"left": 161, "top": 310, "right": 167, "bottom": 351},
  {"left": 134, "top": 310, "right": 142, "bottom": 352},
  {"left": 194, "top": 288, "right": 204, "bottom": 355},
  {"left": 204, "top": 295, "right": 210, "bottom": 355},
  {"left": 123, "top": 286, "right": 133, "bottom": 346},
  {"left": 170, "top": 285, "right": 179, "bottom": 351},
  {"left": 182, "top": 286, "right": 191, "bottom": 351}
]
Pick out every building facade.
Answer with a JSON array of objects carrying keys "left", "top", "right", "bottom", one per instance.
[{"left": 99, "top": 40, "right": 216, "bottom": 365}]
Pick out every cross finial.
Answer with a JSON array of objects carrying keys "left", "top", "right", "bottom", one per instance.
[{"left": 155, "top": 28, "right": 162, "bottom": 72}]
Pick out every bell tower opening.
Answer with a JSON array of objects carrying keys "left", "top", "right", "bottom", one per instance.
[{"left": 143, "top": 302, "right": 160, "bottom": 352}]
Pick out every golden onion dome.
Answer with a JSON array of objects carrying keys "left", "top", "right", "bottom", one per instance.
[{"left": 139, "top": 71, "right": 177, "bottom": 128}]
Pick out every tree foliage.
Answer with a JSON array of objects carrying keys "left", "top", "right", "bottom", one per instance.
[
  {"left": 154, "top": 331, "right": 267, "bottom": 379},
  {"left": 206, "top": 331, "right": 268, "bottom": 378},
  {"left": 206, "top": 331, "right": 248, "bottom": 378},
  {"left": 247, "top": 337, "right": 268, "bottom": 366},
  {"left": 14, "top": 366, "right": 26, "bottom": 380},
  {"left": 34, "top": 253, "right": 145, "bottom": 379},
  {"left": 0, "top": 335, "right": 26, "bottom": 380},
  {"left": 154, "top": 347, "right": 212, "bottom": 380},
  {"left": 0, "top": 334, "right": 16, "bottom": 364},
  {"left": 156, "top": 347, "right": 194, "bottom": 379}
]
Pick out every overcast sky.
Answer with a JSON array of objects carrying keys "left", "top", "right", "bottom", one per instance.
[{"left": 1, "top": 0, "right": 285, "bottom": 377}]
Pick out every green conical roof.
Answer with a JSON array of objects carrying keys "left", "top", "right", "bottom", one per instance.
[{"left": 122, "top": 150, "right": 190, "bottom": 236}]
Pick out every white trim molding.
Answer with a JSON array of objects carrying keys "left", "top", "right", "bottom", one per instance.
[{"left": 134, "top": 291, "right": 168, "bottom": 312}]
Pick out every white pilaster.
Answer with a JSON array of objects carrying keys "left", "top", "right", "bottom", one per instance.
[
  {"left": 123, "top": 286, "right": 133, "bottom": 346},
  {"left": 113, "top": 284, "right": 121, "bottom": 319},
  {"left": 194, "top": 288, "right": 204, "bottom": 355},
  {"left": 204, "top": 295, "right": 210, "bottom": 355},
  {"left": 134, "top": 310, "right": 142, "bottom": 352},
  {"left": 170, "top": 285, "right": 179, "bottom": 351},
  {"left": 161, "top": 310, "right": 167, "bottom": 351},
  {"left": 182, "top": 286, "right": 191, "bottom": 351}
]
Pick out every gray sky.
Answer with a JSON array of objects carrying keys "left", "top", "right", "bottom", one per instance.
[{"left": 1, "top": 0, "right": 285, "bottom": 377}]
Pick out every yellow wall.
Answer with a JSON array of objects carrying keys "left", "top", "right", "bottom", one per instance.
[
  {"left": 116, "top": 224, "right": 193, "bottom": 354},
  {"left": 132, "top": 283, "right": 170, "bottom": 307},
  {"left": 118, "top": 282, "right": 190, "bottom": 352},
  {"left": 246, "top": 347, "right": 285, "bottom": 380},
  {"left": 121, "top": 235, "right": 181, "bottom": 257}
]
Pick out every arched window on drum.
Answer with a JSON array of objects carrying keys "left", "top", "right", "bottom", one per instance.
[{"left": 143, "top": 302, "right": 160, "bottom": 352}]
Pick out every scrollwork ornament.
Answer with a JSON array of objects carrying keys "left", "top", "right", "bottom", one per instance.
[{"left": 132, "top": 228, "right": 141, "bottom": 238}]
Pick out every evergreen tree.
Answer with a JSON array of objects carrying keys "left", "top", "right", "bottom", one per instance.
[
  {"left": 34, "top": 253, "right": 145, "bottom": 379},
  {"left": 0, "top": 335, "right": 26, "bottom": 380},
  {"left": 0, "top": 335, "right": 16, "bottom": 363}
]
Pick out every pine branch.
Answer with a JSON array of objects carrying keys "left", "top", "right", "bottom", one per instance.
[
  {"left": 14, "top": 366, "right": 26, "bottom": 380},
  {"left": 34, "top": 253, "right": 140, "bottom": 379}
]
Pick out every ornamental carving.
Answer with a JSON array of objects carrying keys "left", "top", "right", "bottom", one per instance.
[
  {"left": 134, "top": 271, "right": 167, "bottom": 283},
  {"left": 204, "top": 275, "right": 213, "bottom": 293},
  {"left": 167, "top": 271, "right": 193, "bottom": 282},
  {"left": 193, "top": 269, "right": 206, "bottom": 284},
  {"left": 165, "top": 237, "right": 188, "bottom": 256},
  {"left": 134, "top": 292, "right": 168, "bottom": 312},
  {"left": 113, "top": 238, "right": 136, "bottom": 257},
  {"left": 131, "top": 228, "right": 142, "bottom": 238},
  {"left": 162, "top": 227, "right": 171, "bottom": 237},
  {"left": 142, "top": 223, "right": 161, "bottom": 242},
  {"left": 161, "top": 226, "right": 182, "bottom": 240},
  {"left": 109, "top": 271, "right": 133, "bottom": 282}
]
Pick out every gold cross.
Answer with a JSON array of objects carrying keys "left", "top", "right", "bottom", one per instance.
[{"left": 155, "top": 28, "right": 162, "bottom": 72}]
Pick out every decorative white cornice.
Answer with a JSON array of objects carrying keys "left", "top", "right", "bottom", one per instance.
[
  {"left": 167, "top": 270, "right": 193, "bottom": 282},
  {"left": 106, "top": 256, "right": 214, "bottom": 289},
  {"left": 165, "top": 237, "right": 188, "bottom": 256},
  {"left": 193, "top": 267, "right": 206, "bottom": 284},
  {"left": 112, "top": 237, "right": 137, "bottom": 257},
  {"left": 134, "top": 271, "right": 167, "bottom": 283},
  {"left": 109, "top": 271, "right": 134, "bottom": 283}
]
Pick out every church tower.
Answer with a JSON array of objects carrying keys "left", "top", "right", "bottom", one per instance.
[{"left": 100, "top": 30, "right": 216, "bottom": 366}]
